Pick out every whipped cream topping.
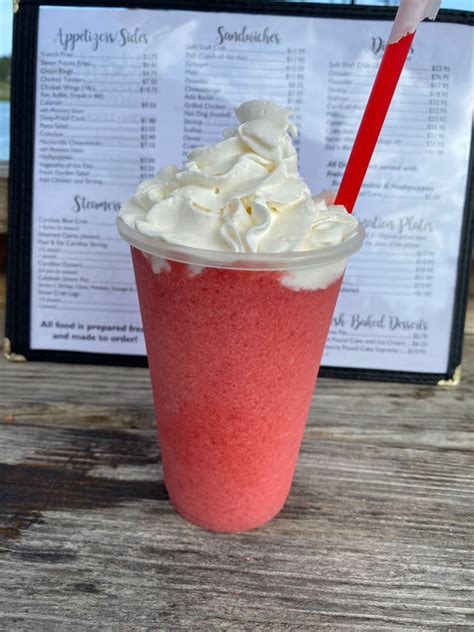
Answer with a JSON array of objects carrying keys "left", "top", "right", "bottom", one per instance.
[{"left": 119, "top": 100, "right": 359, "bottom": 256}]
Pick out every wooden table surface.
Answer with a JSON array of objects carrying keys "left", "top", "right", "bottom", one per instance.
[{"left": 1, "top": 281, "right": 473, "bottom": 631}]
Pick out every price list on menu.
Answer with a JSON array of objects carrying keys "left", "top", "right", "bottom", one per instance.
[
  {"left": 181, "top": 44, "right": 304, "bottom": 160},
  {"left": 36, "top": 54, "right": 160, "bottom": 188},
  {"left": 29, "top": 6, "right": 473, "bottom": 376},
  {"left": 304, "top": 21, "right": 472, "bottom": 373}
]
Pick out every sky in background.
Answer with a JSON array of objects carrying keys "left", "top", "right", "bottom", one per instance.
[
  {"left": 0, "top": 0, "right": 13, "bottom": 57},
  {"left": 0, "top": 0, "right": 472, "bottom": 57},
  {"left": 440, "top": 0, "right": 474, "bottom": 6},
  {"left": 356, "top": 0, "right": 474, "bottom": 6}
]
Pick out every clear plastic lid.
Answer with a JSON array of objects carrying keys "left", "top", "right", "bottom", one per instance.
[{"left": 117, "top": 217, "right": 365, "bottom": 272}]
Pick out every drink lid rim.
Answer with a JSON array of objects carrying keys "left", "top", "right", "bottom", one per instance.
[{"left": 116, "top": 217, "right": 365, "bottom": 271}]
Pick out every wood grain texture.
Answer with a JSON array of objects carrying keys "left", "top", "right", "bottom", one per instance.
[{"left": 1, "top": 293, "right": 473, "bottom": 630}]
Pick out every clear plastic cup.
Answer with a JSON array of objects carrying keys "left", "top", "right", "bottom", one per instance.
[{"left": 118, "top": 217, "right": 365, "bottom": 532}]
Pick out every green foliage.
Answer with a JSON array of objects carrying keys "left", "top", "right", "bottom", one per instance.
[
  {"left": 0, "top": 82, "right": 10, "bottom": 101},
  {"left": 0, "top": 57, "right": 11, "bottom": 82}
]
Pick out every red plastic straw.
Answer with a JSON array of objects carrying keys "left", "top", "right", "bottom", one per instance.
[{"left": 334, "top": 32, "right": 416, "bottom": 214}]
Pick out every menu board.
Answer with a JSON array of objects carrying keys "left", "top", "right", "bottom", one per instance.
[{"left": 6, "top": 3, "right": 474, "bottom": 382}]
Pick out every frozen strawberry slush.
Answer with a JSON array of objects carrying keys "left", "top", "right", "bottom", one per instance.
[
  {"left": 132, "top": 248, "right": 342, "bottom": 532},
  {"left": 119, "top": 100, "right": 362, "bottom": 531}
]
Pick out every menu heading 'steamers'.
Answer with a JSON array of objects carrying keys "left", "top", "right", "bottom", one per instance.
[{"left": 120, "top": 100, "right": 359, "bottom": 255}]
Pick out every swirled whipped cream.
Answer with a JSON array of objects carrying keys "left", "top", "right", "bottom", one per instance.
[{"left": 119, "top": 100, "right": 359, "bottom": 256}]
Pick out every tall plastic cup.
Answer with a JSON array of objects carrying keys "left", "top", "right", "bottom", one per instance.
[{"left": 118, "top": 218, "right": 364, "bottom": 532}]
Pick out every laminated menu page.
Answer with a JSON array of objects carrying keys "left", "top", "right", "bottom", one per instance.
[{"left": 8, "top": 3, "right": 474, "bottom": 380}]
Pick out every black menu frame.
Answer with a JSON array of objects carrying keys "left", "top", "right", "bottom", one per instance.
[{"left": 5, "top": 0, "right": 474, "bottom": 384}]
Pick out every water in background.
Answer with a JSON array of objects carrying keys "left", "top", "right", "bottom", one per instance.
[{"left": 0, "top": 101, "right": 10, "bottom": 161}]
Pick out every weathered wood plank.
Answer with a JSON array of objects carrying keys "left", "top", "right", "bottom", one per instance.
[{"left": 0, "top": 421, "right": 472, "bottom": 630}]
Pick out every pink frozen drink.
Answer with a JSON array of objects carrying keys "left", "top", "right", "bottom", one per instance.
[{"left": 118, "top": 101, "right": 363, "bottom": 532}]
